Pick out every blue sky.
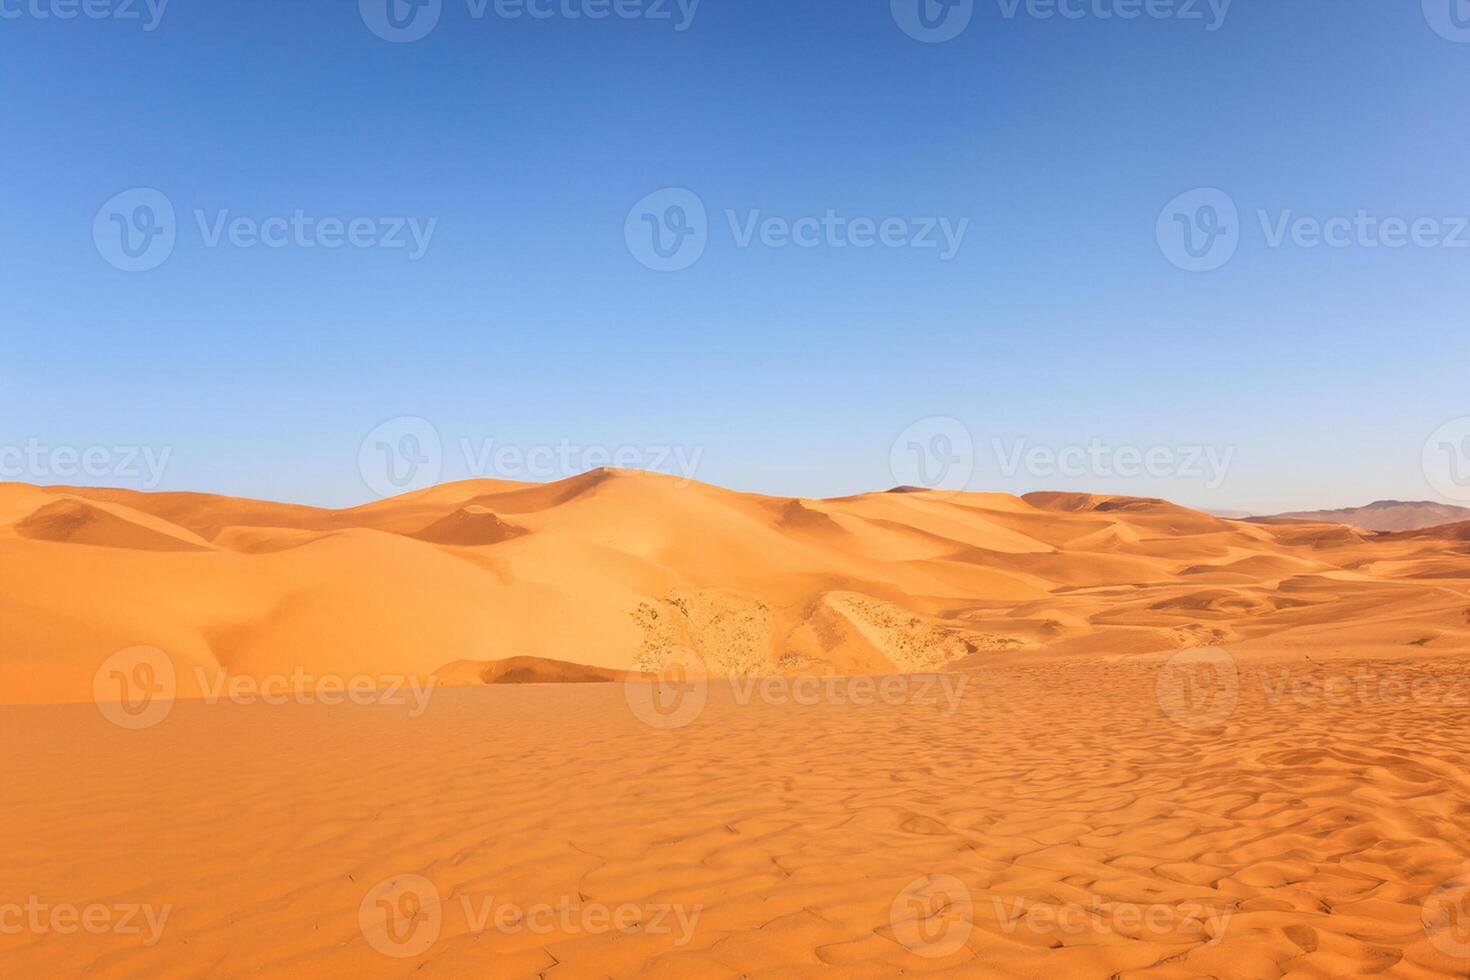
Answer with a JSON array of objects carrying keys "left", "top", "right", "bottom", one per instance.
[{"left": 3, "top": 0, "right": 1468, "bottom": 512}]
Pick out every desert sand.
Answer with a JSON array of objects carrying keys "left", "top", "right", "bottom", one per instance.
[
  {"left": 4, "top": 659, "right": 1470, "bottom": 977},
  {"left": 5, "top": 470, "right": 1470, "bottom": 700},
  {"left": 3, "top": 472, "right": 1470, "bottom": 977}
]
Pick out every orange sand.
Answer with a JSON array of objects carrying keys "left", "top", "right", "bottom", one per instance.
[
  {"left": 3, "top": 658, "right": 1470, "bottom": 977},
  {"left": 3, "top": 473, "right": 1470, "bottom": 976},
  {"left": 4, "top": 471, "right": 1470, "bottom": 701}
]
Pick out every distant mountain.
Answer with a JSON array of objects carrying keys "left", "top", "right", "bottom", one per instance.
[{"left": 1254, "top": 500, "right": 1470, "bottom": 532}]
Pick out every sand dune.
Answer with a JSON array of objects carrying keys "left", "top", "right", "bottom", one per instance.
[
  {"left": 409, "top": 506, "right": 530, "bottom": 546},
  {"left": 14, "top": 498, "right": 212, "bottom": 552},
  {"left": 4, "top": 473, "right": 1470, "bottom": 704},
  {"left": 3, "top": 474, "right": 1470, "bottom": 977}
]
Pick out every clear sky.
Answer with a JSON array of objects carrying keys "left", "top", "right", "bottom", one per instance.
[{"left": 3, "top": 0, "right": 1468, "bottom": 513}]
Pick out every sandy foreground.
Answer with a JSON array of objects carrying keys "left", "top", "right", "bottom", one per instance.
[{"left": 3, "top": 654, "right": 1470, "bottom": 978}]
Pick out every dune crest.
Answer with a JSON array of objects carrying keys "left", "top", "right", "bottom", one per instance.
[
  {"left": 3, "top": 472, "right": 1470, "bottom": 705},
  {"left": 15, "top": 498, "right": 211, "bottom": 552},
  {"left": 409, "top": 506, "right": 529, "bottom": 546}
]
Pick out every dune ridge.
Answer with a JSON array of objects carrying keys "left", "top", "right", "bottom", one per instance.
[{"left": 3, "top": 472, "right": 1470, "bottom": 705}]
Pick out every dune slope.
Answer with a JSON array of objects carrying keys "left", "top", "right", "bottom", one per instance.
[{"left": 3, "top": 473, "right": 1470, "bottom": 704}]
